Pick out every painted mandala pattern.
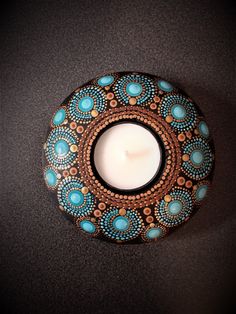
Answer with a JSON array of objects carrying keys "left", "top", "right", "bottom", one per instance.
[
  {"left": 99, "top": 208, "right": 143, "bottom": 241},
  {"left": 159, "top": 94, "right": 197, "bottom": 132},
  {"left": 68, "top": 86, "right": 107, "bottom": 123},
  {"left": 45, "top": 127, "right": 77, "bottom": 170},
  {"left": 113, "top": 74, "right": 155, "bottom": 105},
  {"left": 182, "top": 137, "right": 214, "bottom": 180},
  {"left": 43, "top": 72, "right": 214, "bottom": 244},
  {"left": 57, "top": 177, "right": 95, "bottom": 217},
  {"left": 155, "top": 188, "right": 193, "bottom": 227}
]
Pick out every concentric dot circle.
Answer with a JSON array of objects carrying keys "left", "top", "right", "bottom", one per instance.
[
  {"left": 99, "top": 208, "right": 143, "bottom": 241},
  {"left": 57, "top": 177, "right": 95, "bottom": 217},
  {"left": 76, "top": 217, "right": 99, "bottom": 237},
  {"left": 159, "top": 94, "right": 197, "bottom": 132},
  {"left": 45, "top": 127, "right": 77, "bottom": 170},
  {"left": 182, "top": 137, "right": 214, "bottom": 180},
  {"left": 68, "top": 86, "right": 107, "bottom": 123},
  {"left": 155, "top": 188, "right": 193, "bottom": 227},
  {"left": 193, "top": 181, "right": 210, "bottom": 203},
  {"left": 157, "top": 80, "right": 174, "bottom": 92},
  {"left": 113, "top": 74, "right": 155, "bottom": 105}
]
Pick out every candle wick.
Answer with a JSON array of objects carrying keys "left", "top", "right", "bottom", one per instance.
[{"left": 125, "top": 148, "right": 151, "bottom": 158}]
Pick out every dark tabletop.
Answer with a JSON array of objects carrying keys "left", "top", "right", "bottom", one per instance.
[{"left": 1, "top": 1, "right": 235, "bottom": 314}]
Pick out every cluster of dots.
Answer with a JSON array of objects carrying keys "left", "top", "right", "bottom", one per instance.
[
  {"left": 113, "top": 74, "right": 155, "bottom": 105},
  {"left": 43, "top": 72, "right": 214, "bottom": 244},
  {"left": 68, "top": 86, "right": 107, "bottom": 124},
  {"left": 57, "top": 177, "right": 95, "bottom": 217},
  {"left": 159, "top": 94, "right": 197, "bottom": 132},
  {"left": 45, "top": 127, "right": 77, "bottom": 170}
]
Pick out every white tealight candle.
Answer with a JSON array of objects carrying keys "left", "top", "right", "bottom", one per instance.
[{"left": 94, "top": 123, "right": 162, "bottom": 190}]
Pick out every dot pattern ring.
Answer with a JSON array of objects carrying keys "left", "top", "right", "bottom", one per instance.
[{"left": 43, "top": 71, "right": 215, "bottom": 244}]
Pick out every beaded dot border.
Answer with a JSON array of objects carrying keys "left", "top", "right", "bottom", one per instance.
[{"left": 43, "top": 71, "right": 215, "bottom": 244}]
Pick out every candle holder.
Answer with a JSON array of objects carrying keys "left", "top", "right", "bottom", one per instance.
[{"left": 43, "top": 72, "right": 214, "bottom": 244}]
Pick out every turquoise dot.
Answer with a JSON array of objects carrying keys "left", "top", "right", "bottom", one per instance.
[
  {"left": 78, "top": 96, "right": 94, "bottom": 112},
  {"left": 168, "top": 200, "right": 183, "bottom": 215},
  {"left": 196, "top": 185, "right": 208, "bottom": 201},
  {"left": 158, "top": 80, "right": 173, "bottom": 92},
  {"left": 126, "top": 82, "right": 142, "bottom": 96},
  {"left": 98, "top": 75, "right": 114, "bottom": 86},
  {"left": 68, "top": 190, "right": 84, "bottom": 206},
  {"left": 191, "top": 150, "right": 204, "bottom": 166},
  {"left": 53, "top": 108, "right": 66, "bottom": 125},
  {"left": 146, "top": 227, "right": 162, "bottom": 239},
  {"left": 171, "top": 104, "right": 186, "bottom": 120},
  {"left": 199, "top": 121, "right": 209, "bottom": 138},
  {"left": 45, "top": 168, "right": 57, "bottom": 187},
  {"left": 54, "top": 139, "right": 69, "bottom": 157},
  {"left": 113, "top": 216, "right": 129, "bottom": 231},
  {"left": 80, "top": 220, "right": 96, "bottom": 233}
]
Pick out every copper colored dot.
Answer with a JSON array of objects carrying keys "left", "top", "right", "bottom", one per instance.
[
  {"left": 150, "top": 223, "right": 155, "bottom": 228},
  {"left": 94, "top": 209, "right": 101, "bottom": 217},
  {"left": 194, "top": 129, "right": 199, "bottom": 135},
  {"left": 91, "top": 110, "right": 98, "bottom": 117},
  {"left": 186, "top": 131, "right": 192, "bottom": 139},
  {"left": 76, "top": 126, "right": 83, "bottom": 133},
  {"left": 105, "top": 86, "right": 110, "bottom": 90},
  {"left": 150, "top": 103, "right": 157, "bottom": 110},
  {"left": 107, "top": 92, "right": 114, "bottom": 100},
  {"left": 70, "top": 144, "right": 78, "bottom": 152},
  {"left": 119, "top": 208, "right": 126, "bottom": 216},
  {"left": 165, "top": 115, "right": 173, "bottom": 123},
  {"left": 164, "top": 195, "right": 172, "bottom": 202},
  {"left": 63, "top": 170, "right": 69, "bottom": 177},
  {"left": 81, "top": 187, "right": 89, "bottom": 194},
  {"left": 70, "top": 167, "right": 78, "bottom": 175},
  {"left": 185, "top": 180, "right": 193, "bottom": 188},
  {"left": 154, "top": 96, "right": 160, "bottom": 103},
  {"left": 193, "top": 185, "right": 198, "bottom": 191},
  {"left": 91, "top": 218, "right": 96, "bottom": 223},
  {"left": 146, "top": 216, "right": 154, "bottom": 223},
  {"left": 178, "top": 133, "right": 186, "bottom": 141},
  {"left": 129, "top": 97, "right": 137, "bottom": 105},
  {"left": 143, "top": 207, "right": 151, "bottom": 215},
  {"left": 182, "top": 154, "right": 190, "bottom": 161},
  {"left": 70, "top": 122, "right": 77, "bottom": 129},
  {"left": 110, "top": 99, "right": 117, "bottom": 107},
  {"left": 98, "top": 202, "right": 106, "bottom": 210},
  {"left": 177, "top": 177, "right": 185, "bottom": 186}
]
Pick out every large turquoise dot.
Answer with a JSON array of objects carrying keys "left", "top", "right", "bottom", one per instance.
[
  {"left": 146, "top": 227, "right": 162, "bottom": 239},
  {"left": 68, "top": 190, "right": 84, "bottom": 206},
  {"left": 126, "top": 82, "right": 142, "bottom": 96},
  {"left": 45, "top": 168, "right": 57, "bottom": 187},
  {"left": 157, "top": 80, "right": 173, "bottom": 92},
  {"left": 168, "top": 200, "right": 183, "bottom": 215},
  {"left": 80, "top": 220, "right": 96, "bottom": 233},
  {"left": 54, "top": 139, "right": 69, "bottom": 157},
  {"left": 78, "top": 96, "right": 94, "bottom": 112},
  {"left": 191, "top": 150, "right": 204, "bottom": 166},
  {"left": 53, "top": 108, "right": 66, "bottom": 125},
  {"left": 199, "top": 121, "right": 209, "bottom": 138},
  {"left": 113, "top": 216, "right": 129, "bottom": 231},
  {"left": 196, "top": 185, "right": 208, "bottom": 201},
  {"left": 171, "top": 104, "right": 186, "bottom": 120},
  {"left": 98, "top": 75, "right": 114, "bottom": 87}
]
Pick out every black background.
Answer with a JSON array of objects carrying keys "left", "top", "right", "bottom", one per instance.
[{"left": 1, "top": 1, "right": 235, "bottom": 313}]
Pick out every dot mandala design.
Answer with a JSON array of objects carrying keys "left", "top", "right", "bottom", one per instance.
[
  {"left": 43, "top": 71, "right": 215, "bottom": 244},
  {"left": 45, "top": 127, "right": 77, "bottom": 170},
  {"left": 99, "top": 208, "right": 143, "bottom": 241},
  {"left": 182, "top": 137, "right": 214, "bottom": 180},
  {"left": 159, "top": 94, "right": 197, "bottom": 132},
  {"left": 68, "top": 86, "right": 107, "bottom": 123},
  {"left": 113, "top": 74, "right": 155, "bottom": 105},
  {"left": 57, "top": 177, "right": 95, "bottom": 217},
  {"left": 155, "top": 188, "right": 193, "bottom": 227}
]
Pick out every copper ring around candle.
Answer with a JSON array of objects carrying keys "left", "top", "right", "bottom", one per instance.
[{"left": 42, "top": 71, "right": 215, "bottom": 244}]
